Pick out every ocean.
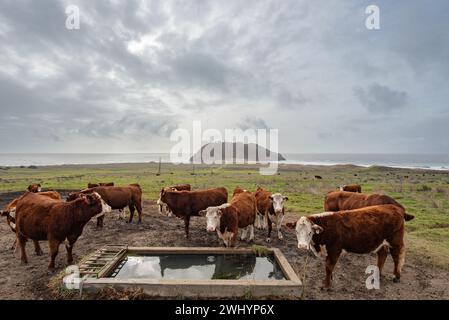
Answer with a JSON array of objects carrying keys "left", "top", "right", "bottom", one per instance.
[{"left": 0, "top": 153, "right": 449, "bottom": 171}]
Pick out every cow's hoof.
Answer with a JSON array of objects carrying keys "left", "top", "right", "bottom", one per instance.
[
  {"left": 36, "top": 251, "right": 43, "bottom": 256},
  {"left": 266, "top": 238, "right": 271, "bottom": 243},
  {"left": 393, "top": 277, "right": 400, "bottom": 283},
  {"left": 21, "top": 260, "right": 28, "bottom": 265},
  {"left": 320, "top": 286, "right": 332, "bottom": 292}
]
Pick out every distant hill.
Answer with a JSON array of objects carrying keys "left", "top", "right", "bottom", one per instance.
[{"left": 190, "top": 142, "right": 286, "bottom": 164}]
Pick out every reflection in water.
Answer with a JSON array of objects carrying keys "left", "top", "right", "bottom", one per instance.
[{"left": 111, "top": 254, "right": 286, "bottom": 280}]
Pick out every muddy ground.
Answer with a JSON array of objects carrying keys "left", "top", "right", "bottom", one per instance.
[{"left": 0, "top": 191, "right": 448, "bottom": 300}]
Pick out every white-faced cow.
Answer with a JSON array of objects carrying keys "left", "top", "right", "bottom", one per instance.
[
  {"left": 287, "top": 204, "right": 415, "bottom": 289},
  {"left": 157, "top": 184, "right": 191, "bottom": 216},
  {"left": 200, "top": 191, "right": 256, "bottom": 247},
  {"left": 160, "top": 187, "right": 227, "bottom": 238},
  {"left": 254, "top": 187, "right": 288, "bottom": 242},
  {"left": 338, "top": 184, "right": 362, "bottom": 193}
]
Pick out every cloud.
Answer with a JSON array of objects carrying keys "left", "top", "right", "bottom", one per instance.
[
  {"left": 353, "top": 83, "right": 408, "bottom": 113},
  {"left": 0, "top": 1, "right": 448, "bottom": 153},
  {"left": 77, "top": 113, "right": 179, "bottom": 139},
  {"left": 238, "top": 117, "right": 269, "bottom": 130}
]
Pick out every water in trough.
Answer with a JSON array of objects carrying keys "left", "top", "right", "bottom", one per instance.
[{"left": 109, "top": 254, "right": 286, "bottom": 280}]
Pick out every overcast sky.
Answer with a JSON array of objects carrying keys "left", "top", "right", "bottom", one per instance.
[{"left": 0, "top": 0, "right": 448, "bottom": 154}]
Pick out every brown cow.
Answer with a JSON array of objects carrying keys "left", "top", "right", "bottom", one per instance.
[
  {"left": 199, "top": 191, "right": 256, "bottom": 247},
  {"left": 27, "top": 184, "right": 42, "bottom": 192},
  {"left": 232, "top": 187, "right": 247, "bottom": 198},
  {"left": 160, "top": 187, "right": 228, "bottom": 238},
  {"left": 286, "top": 204, "right": 414, "bottom": 288},
  {"left": 339, "top": 184, "right": 362, "bottom": 193},
  {"left": 254, "top": 187, "right": 288, "bottom": 242},
  {"left": 100, "top": 182, "right": 114, "bottom": 186},
  {"left": 67, "top": 184, "right": 143, "bottom": 226},
  {"left": 87, "top": 182, "right": 114, "bottom": 189},
  {"left": 157, "top": 184, "right": 191, "bottom": 215},
  {"left": 1, "top": 191, "right": 62, "bottom": 250},
  {"left": 2, "top": 191, "right": 62, "bottom": 231},
  {"left": 324, "top": 191, "right": 409, "bottom": 213},
  {"left": 15, "top": 192, "right": 111, "bottom": 268}
]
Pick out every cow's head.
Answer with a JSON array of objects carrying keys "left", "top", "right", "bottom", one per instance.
[
  {"left": 27, "top": 184, "right": 42, "bottom": 193},
  {"left": 199, "top": 204, "right": 229, "bottom": 233},
  {"left": 82, "top": 192, "right": 112, "bottom": 216},
  {"left": 339, "top": 185, "right": 345, "bottom": 191},
  {"left": 287, "top": 216, "right": 323, "bottom": 250},
  {"left": 269, "top": 193, "right": 288, "bottom": 215},
  {"left": 66, "top": 192, "right": 80, "bottom": 202}
]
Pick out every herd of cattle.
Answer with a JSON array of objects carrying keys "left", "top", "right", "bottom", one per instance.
[{"left": 1, "top": 181, "right": 414, "bottom": 289}]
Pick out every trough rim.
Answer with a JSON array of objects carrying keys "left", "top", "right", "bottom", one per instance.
[{"left": 80, "top": 246, "right": 302, "bottom": 298}]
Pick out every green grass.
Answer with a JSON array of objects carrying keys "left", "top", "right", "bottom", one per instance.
[{"left": 2, "top": 162, "right": 449, "bottom": 268}]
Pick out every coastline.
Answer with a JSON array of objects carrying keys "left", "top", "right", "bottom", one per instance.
[{"left": 1, "top": 160, "right": 448, "bottom": 173}]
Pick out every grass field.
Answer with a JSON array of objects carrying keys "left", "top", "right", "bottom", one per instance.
[{"left": 1, "top": 162, "right": 449, "bottom": 268}]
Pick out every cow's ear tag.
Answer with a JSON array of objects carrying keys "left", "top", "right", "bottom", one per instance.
[{"left": 313, "top": 225, "right": 323, "bottom": 234}]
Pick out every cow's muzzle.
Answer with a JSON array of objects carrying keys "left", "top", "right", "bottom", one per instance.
[
  {"left": 207, "top": 227, "right": 216, "bottom": 232},
  {"left": 297, "top": 244, "right": 309, "bottom": 250}
]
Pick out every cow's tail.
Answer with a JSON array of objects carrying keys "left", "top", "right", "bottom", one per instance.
[{"left": 404, "top": 212, "right": 415, "bottom": 221}]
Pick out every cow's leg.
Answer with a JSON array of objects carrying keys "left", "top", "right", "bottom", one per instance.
[
  {"left": 164, "top": 204, "right": 171, "bottom": 217},
  {"left": 254, "top": 214, "right": 260, "bottom": 229},
  {"left": 96, "top": 215, "right": 104, "bottom": 228},
  {"left": 10, "top": 238, "right": 17, "bottom": 251},
  {"left": 17, "top": 234, "right": 28, "bottom": 264},
  {"left": 266, "top": 215, "right": 273, "bottom": 243},
  {"left": 390, "top": 245, "right": 405, "bottom": 283},
  {"left": 248, "top": 224, "right": 255, "bottom": 242},
  {"left": 240, "top": 227, "right": 247, "bottom": 241},
  {"left": 33, "top": 240, "right": 43, "bottom": 256},
  {"left": 48, "top": 239, "right": 60, "bottom": 269},
  {"left": 323, "top": 249, "right": 341, "bottom": 289},
  {"left": 184, "top": 216, "right": 191, "bottom": 238},
  {"left": 262, "top": 213, "right": 268, "bottom": 230},
  {"left": 135, "top": 202, "right": 143, "bottom": 224},
  {"left": 230, "top": 232, "right": 238, "bottom": 247},
  {"left": 377, "top": 245, "right": 389, "bottom": 275},
  {"left": 128, "top": 205, "right": 136, "bottom": 224},
  {"left": 277, "top": 214, "right": 284, "bottom": 240},
  {"left": 65, "top": 235, "right": 78, "bottom": 265}
]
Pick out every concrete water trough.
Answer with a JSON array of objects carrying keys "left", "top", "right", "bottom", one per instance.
[{"left": 78, "top": 246, "right": 302, "bottom": 299}]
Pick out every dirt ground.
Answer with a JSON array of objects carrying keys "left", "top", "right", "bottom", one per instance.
[{"left": 0, "top": 191, "right": 448, "bottom": 300}]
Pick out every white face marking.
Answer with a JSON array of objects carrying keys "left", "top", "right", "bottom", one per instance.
[
  {"left": 295, "top": 217, "right": 321, "bottom": 250},
  {"left": 93, "top": 192, "right": 112, "bottom": 214},
  {"left": 204, "top": 206, "right": 222, "bottom": 232},
  {"left": 37, "top": 187, "right": 42, "bottom": 192},
  {"left": 339, "top": 186, "right": 344, "bottom": 191},
  {"left": 271, "top": 193, "right": 285, "bottom": 214}
]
